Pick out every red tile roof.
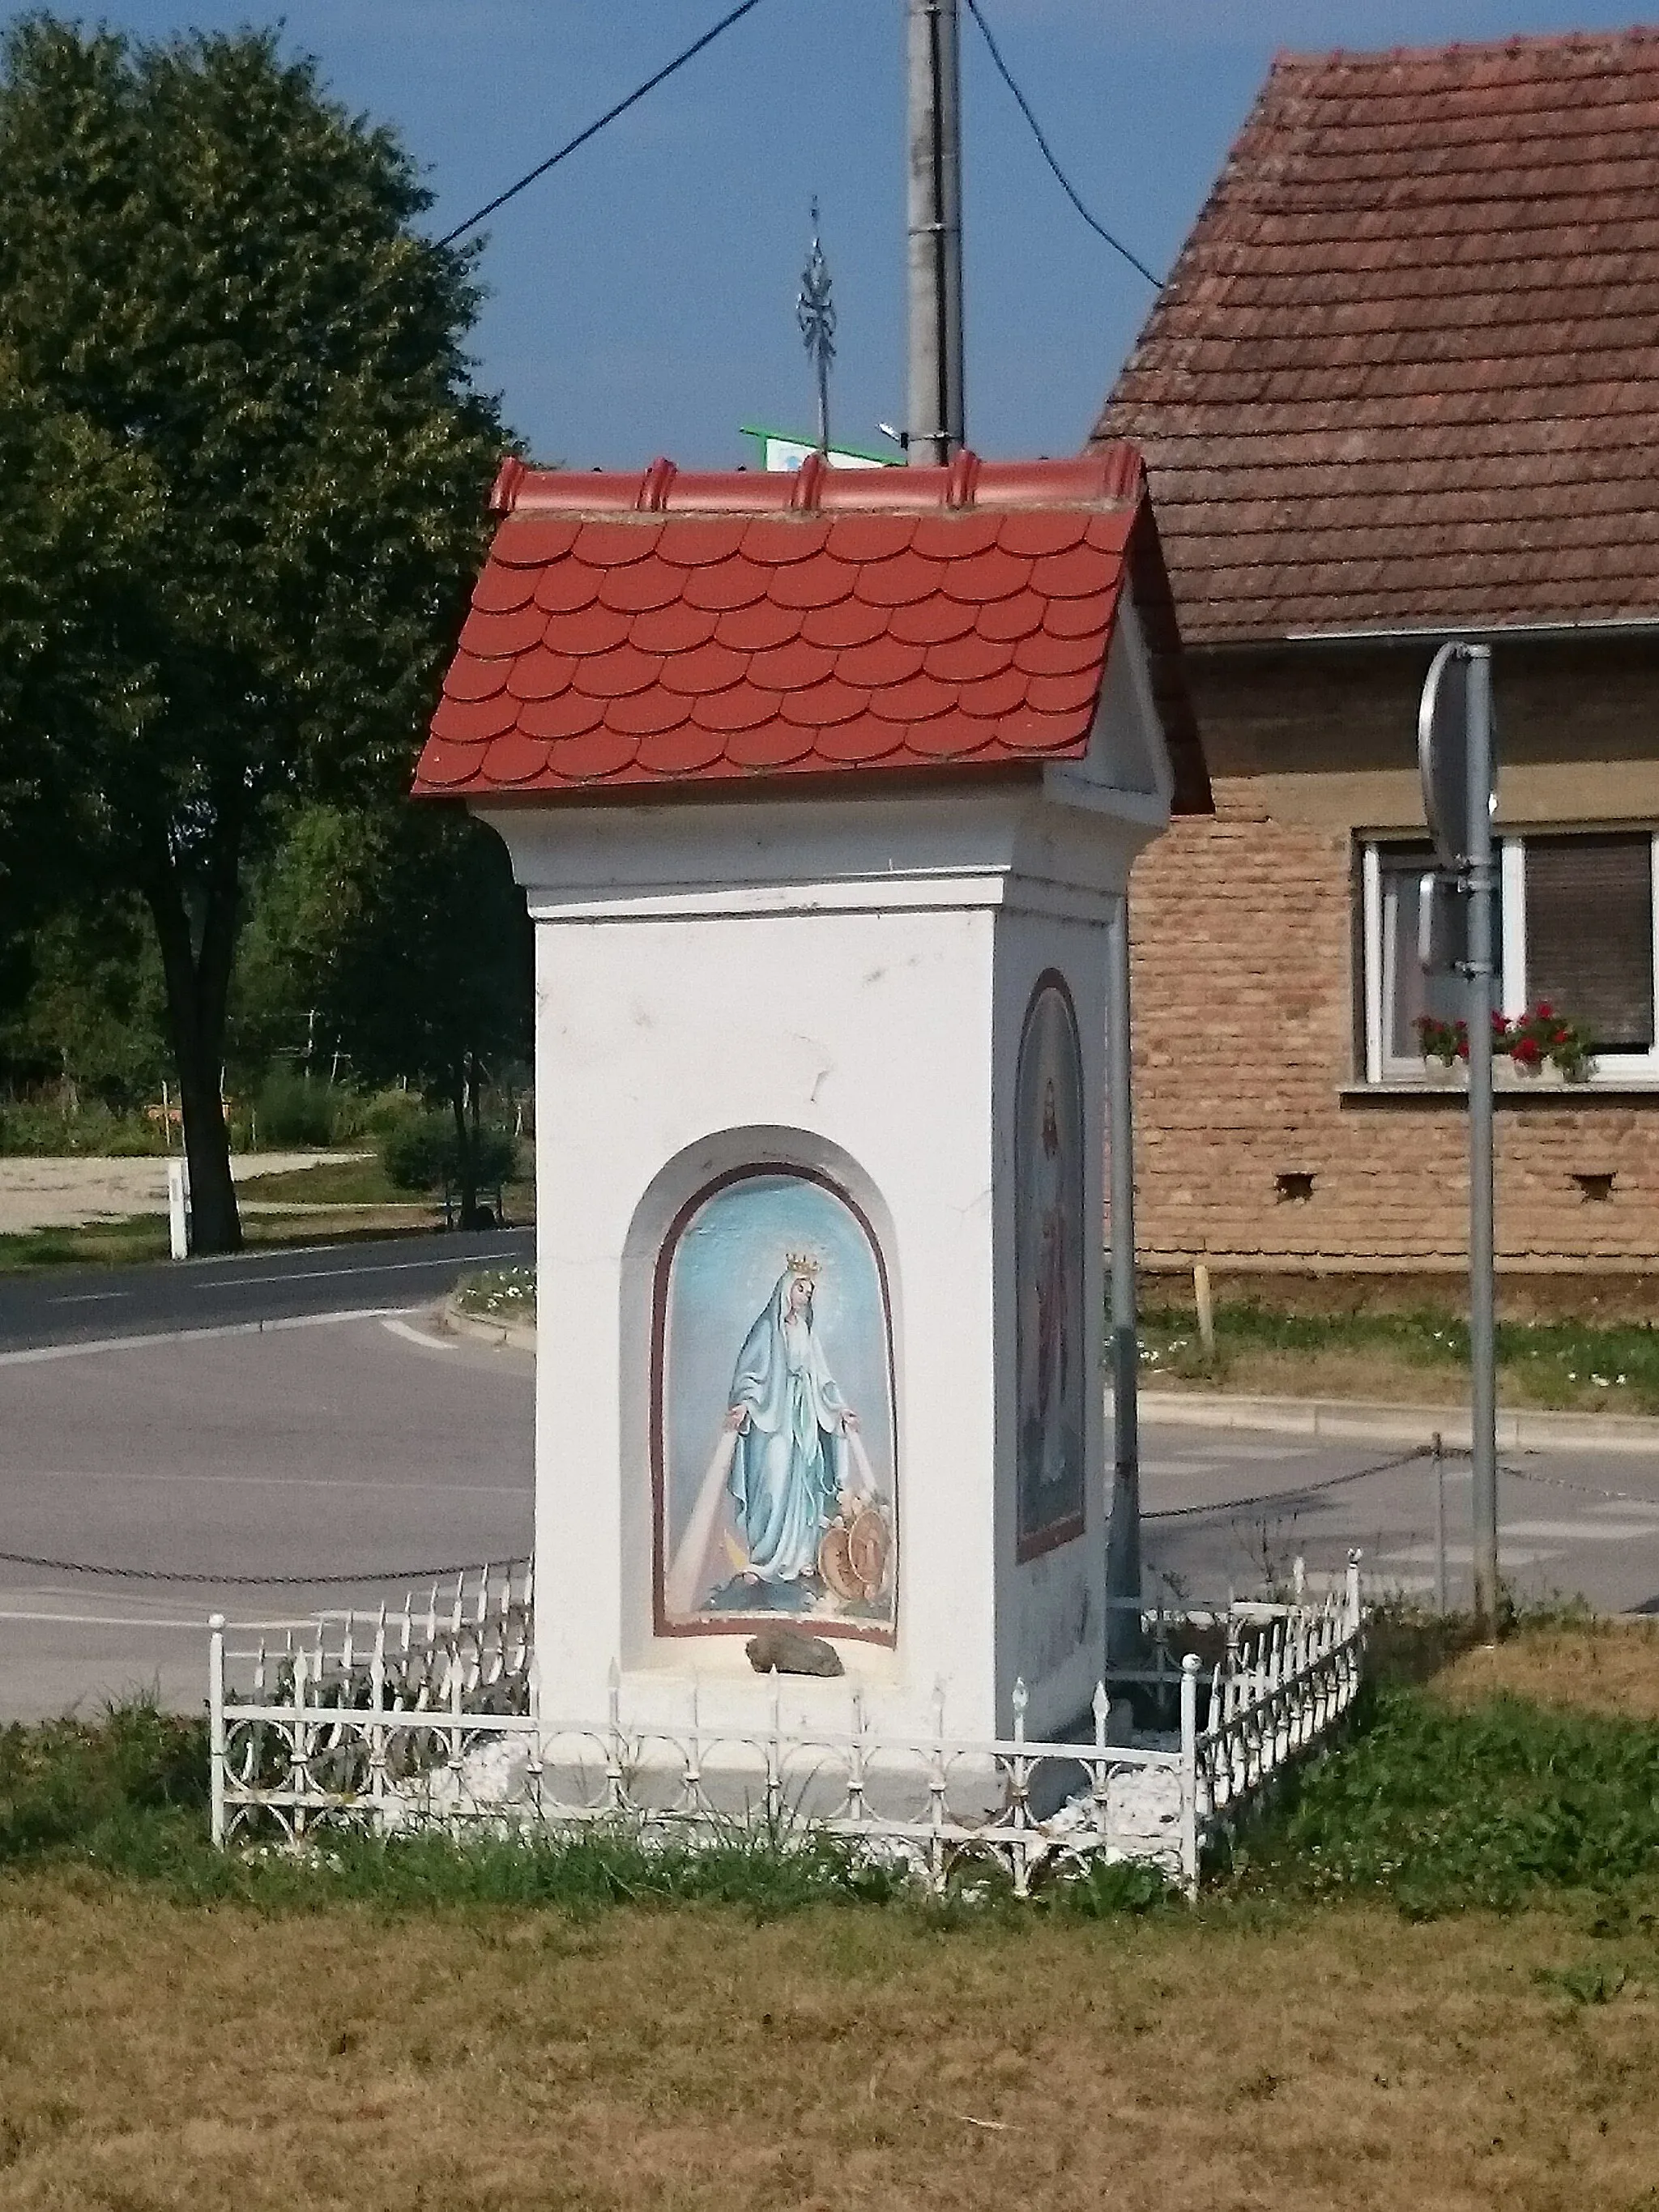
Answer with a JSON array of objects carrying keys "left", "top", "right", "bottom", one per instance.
[
  {"left": 415, "top": 450, "right": 1208, "bottom": 811},
  {"left": 1093, "top": 30, "right": 1659, "bottom": 643}
]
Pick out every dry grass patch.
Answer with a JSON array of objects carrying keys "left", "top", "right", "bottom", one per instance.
[
  {"left": 1139, "top": 1299, "right": 1659, "bottom": 1417},
  {"left": 1160, "top": 1340, "right": 1469, "bottom": 1406},
  {"left": 2, "top": 1873, "right": 1657, "bottom": 2212},
  {"left": 1432, "top": 1618, "right": 1659, "bottom": 1724}
]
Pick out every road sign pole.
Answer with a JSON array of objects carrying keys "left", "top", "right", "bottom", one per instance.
[{"left": 1464, "top": 645, "right": 1499, "bottom": 1633}]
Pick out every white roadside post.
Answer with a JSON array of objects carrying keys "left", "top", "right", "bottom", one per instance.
[
  {"left": 207, "top": 1612, "right": 226, "bottom": 1848},
  {"left": 166, "top": 1155, "right": 191, "bottom": 1260}
]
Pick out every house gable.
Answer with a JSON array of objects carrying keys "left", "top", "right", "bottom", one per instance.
[{"left": 1094, "top": 29, "right": 1659, "bottom": 645}]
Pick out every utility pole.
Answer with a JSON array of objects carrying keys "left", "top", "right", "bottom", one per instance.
[
  {"left": 906, "top": 0, "right": 964, "bottom": 463},
  {"left": 1105, "top": 895, "right": 1144, "bottom": 1670},
  {"left": 1418, "top": 641, "right": 1500, "bottom": 1634}
]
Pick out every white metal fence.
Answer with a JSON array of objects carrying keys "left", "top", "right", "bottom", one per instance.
[{"left": 208, "top": 1554, "right": 1363, "bottom": 1898}]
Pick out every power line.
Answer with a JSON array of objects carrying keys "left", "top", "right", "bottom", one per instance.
[
  {"left": 434, "top": 0, "right": 774, "bottom": 250},
  {"left": 962, "top": 0, "right": 1163, "bottom": 289}
]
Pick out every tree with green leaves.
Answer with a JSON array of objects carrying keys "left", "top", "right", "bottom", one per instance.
[
  {"left": 0, "top": 355, "right": 162, "bottom": 1046},
  {"left": 0, "top": 17, "right": 504, "bottom": 1248},
  {"left": 257, "top": 802, "right": 531, "bottom": 1229}
]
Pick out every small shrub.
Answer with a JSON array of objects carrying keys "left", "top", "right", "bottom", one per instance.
[
  {"left": 381, "top": 1112, "right": 518, "bottom": 1194},
  {"left": 254, "top": 1068, "right": 350, "bottom": 1148},
  {"left": 0, "top": 1099, "right": 168, "bottom": 1157},
  {"left": 470, "top": 1125, "right": 520, "bottom": 1188},
  {"left": 357, "top": 1087, "right": 424, "bottom": 1140},
  {"left": 0, "top": 1699, "right": 208, "bottom": 1864},
  {"left": 380, "top": 1110, "right": 453, "bottom": 1191}
]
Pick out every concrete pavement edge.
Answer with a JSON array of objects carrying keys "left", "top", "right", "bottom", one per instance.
[
  {"left": 441, "top": 1295, "right": 1659, "bottom": 1456},
  {"left": 441, "top": 1296, "right": 535, "bottom": 1355},
  {"left": 1126, "top": 1387, "right": 1659, "bottom": 1456}
]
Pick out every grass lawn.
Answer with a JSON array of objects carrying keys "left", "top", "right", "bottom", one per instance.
[
  {"left": 2, "top": 1873, "right": 1654, "bottom": 2211},
  {"left": 0, "top": 1211, "right": 443, "bottom": 1272},
  {"left": 235, "top": 1156, "right": 535, "bottom": 1216},
  {"left": 0, "top": 1174, "right": 535, "bottom": 1275},
  {"left": 1141, "top": 1297, "right": 1659, "bottom": 1417},
  {"left": 2, "top": 1622, "right": 1659, "bottom": 2208},
  {"left": 0, "top": 1214, "right": 173, "bottom": 1272}
]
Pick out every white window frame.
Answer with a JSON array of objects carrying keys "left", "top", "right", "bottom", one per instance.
[{"left": 1360, "top": 830, "right": 1659, "bottom": 1085}]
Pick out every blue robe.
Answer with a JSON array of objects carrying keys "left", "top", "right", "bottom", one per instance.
[{"left": 727, "top": 1275, "right": 849, "bottom": 1582}]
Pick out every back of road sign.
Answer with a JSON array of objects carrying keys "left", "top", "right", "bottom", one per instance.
[{"left": 1418, "top": 641, "right": 1496, "bottom": 874}]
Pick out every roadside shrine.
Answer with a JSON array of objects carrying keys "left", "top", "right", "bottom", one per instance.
[
  {"left": 415, "top": 446, "right": 1206, "bottom": 1758},
  {"left": 204, "top": 452, "right": 1369, "bottom": 1890}
]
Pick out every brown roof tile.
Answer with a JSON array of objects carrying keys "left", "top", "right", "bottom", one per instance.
[{"left": 1093, "top": 29, "right": 1659, "bottom": 640}]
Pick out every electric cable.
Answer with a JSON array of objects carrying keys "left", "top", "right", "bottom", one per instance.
[
  {"left": 962, "top": 0, "right": 1163, "bottom": 288},
  {"left": 434, "top": 0, "right": 773, "bottom": 249}
]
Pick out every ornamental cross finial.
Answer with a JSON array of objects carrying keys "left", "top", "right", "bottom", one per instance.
[{"left": 796, "top": 196, "right": 836, "bottom": 455}]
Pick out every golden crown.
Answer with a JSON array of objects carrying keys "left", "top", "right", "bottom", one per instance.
[{"left": 784, "top": 1249, "right": 822, "bottom": 1276}]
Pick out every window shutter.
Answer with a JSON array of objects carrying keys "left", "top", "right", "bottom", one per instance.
[{"left": 1526, "top": 834, "right": 1654, "bottom": 1051}]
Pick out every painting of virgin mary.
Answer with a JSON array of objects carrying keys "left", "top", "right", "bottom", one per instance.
[
  {"left": 655, "top": 1170, "right": 897, "bottom": 1639},
  {"left": 1015, "top": 977, "right": 1086, "bottom": 1557}
]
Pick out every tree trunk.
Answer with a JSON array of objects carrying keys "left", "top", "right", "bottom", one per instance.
[
  {"left": 144, "top": 818, "right": 244, "bottom": 1255},
  {"left": 450, "top": 1065, "right": 480, "bottom": 1230}
]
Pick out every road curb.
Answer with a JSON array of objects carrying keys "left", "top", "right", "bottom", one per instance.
[
  {"left": 441, "top": 1295, "right": 535, "bottom": 1354},
  {"left": 1127, "top": 1387, "right": 1659, "bottom": 1456}
]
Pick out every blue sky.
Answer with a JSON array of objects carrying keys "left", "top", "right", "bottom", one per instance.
[{"left": 66, "top": 2, "right": 1659, "bottom": 467}]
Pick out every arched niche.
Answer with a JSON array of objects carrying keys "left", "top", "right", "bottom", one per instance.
[
  {"left": 619, "top": 1131, "right": 901, "bottom": 1653},
  {"left": 1013, "top": 970, "right": 1087, "bottom": 1562}
]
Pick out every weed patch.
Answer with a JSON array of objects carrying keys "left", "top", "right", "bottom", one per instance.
[
  {"left": 453, "top": 1264, "right": 536, "bottom": 1322},
  {"left": 1239, "top": 1681, "right": 1659, "bottom": 1914},
  {"left": 1139, "top": 1297, "right": 1659, "bottom": 1414}
]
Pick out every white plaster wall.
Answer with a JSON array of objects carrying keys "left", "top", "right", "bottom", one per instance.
[
  {"left": 527, "top": 889, "right": 1000, "bottom": 1739},
  {"left": 478, "top": 617, "right": 1175, "bottom": 1752}
]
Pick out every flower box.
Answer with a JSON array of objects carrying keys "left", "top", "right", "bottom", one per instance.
[{"left": 1414, "top": 1001, "right": 1593, "bottom": 1085}]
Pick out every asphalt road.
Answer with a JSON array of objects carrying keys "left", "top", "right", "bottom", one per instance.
[
  {"left": 0, "top": 1225, "right": 535, "bottom": 1353},
  {"left": 6, "top": 1287, "right": 1658, "bottom": 1719},
  {"left": 1140, "top": 1420, "right": 1659, "bottom": 1617},
  {"left": 0, "top": 1311, "right": 534, "bottom": 1721}
]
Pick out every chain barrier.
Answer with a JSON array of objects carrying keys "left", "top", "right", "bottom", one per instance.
[
  {"left": 14, "top": 1442, "right": 1652, "bottom": 1580},
  {"left": 1141, "top": 1445, "right": 1429, "bottom": 1523},
  {"left": 0, "top": 1548, "right": 514, "bottom": 1586},
  {"left": 1431, "top": 1432, "right": 1659, "bottom": 1511}
]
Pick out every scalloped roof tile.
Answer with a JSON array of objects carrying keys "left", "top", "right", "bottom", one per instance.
[{"left": 415, "top": 449, "right": 1207, "bottom": 808}]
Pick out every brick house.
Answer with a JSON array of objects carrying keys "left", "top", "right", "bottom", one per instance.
[{"left": 1096, "top": 30, "right": 1659, "bottom": 1284}]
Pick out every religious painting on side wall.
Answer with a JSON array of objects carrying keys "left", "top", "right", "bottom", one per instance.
[
  {"left": 1014, "top": 974, "right": 1086, "bottom": 1559},
  {"left": 653, "top": 1167, "right": 898, "bottom": 1642}
]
